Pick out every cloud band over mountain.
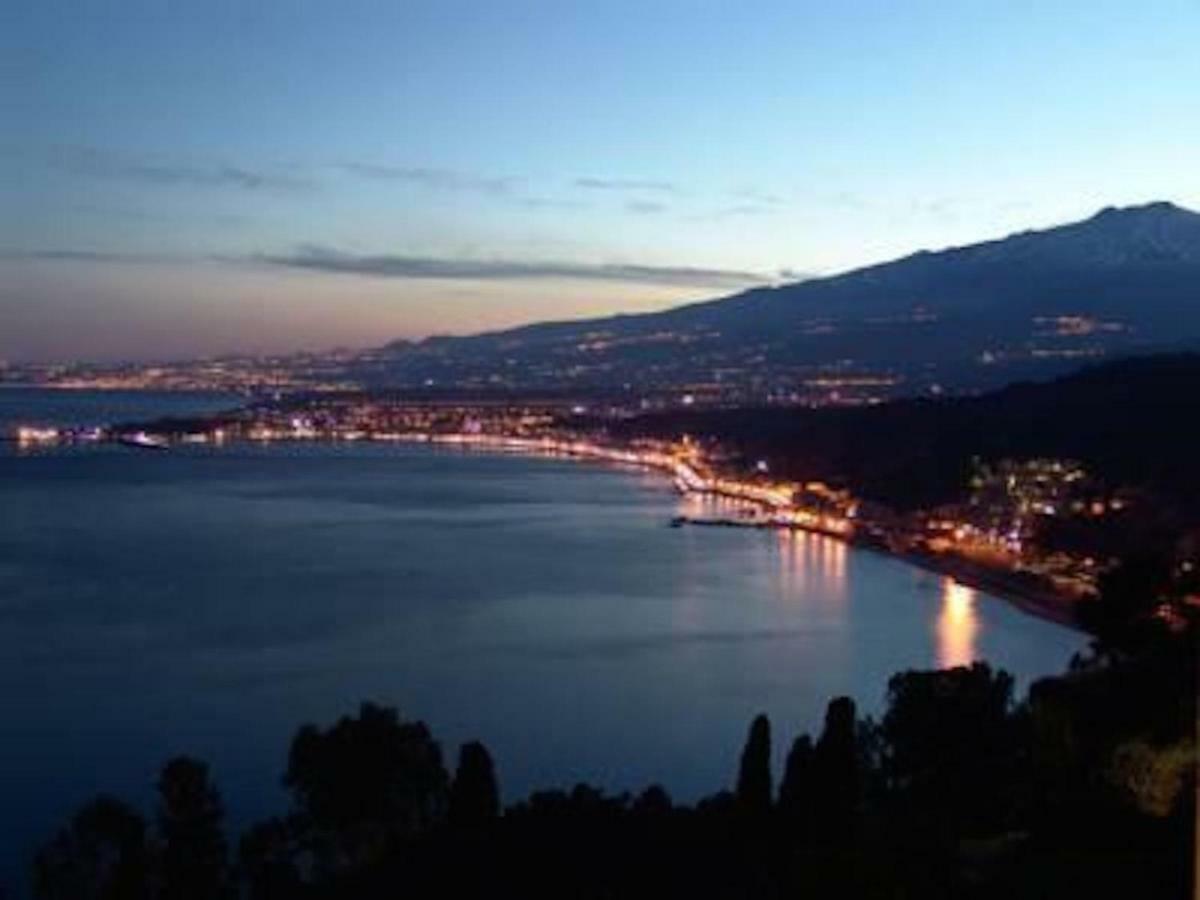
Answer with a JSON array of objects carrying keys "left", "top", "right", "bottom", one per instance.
[{"left": 257, "top": 247, "right": 767, "bottom": 288}]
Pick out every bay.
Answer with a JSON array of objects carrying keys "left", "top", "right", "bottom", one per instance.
[{"left": 0, "top": 390, "right": 1086, "bottom": 890}]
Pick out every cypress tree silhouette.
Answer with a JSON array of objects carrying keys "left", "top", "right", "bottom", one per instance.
[
  {"left": 812, "top": 697, "right": 858, "bottom": 847},
  {"left": 449, "top": 740, "right": 500, "bottom": 829},
  {"left": 736, "top": 714, "right": 772, "bottom": 819},
  {"left": 778, "top": 733, "right": 815, "bottom": 835}
]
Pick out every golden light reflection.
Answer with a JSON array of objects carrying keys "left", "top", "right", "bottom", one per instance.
[
  {"left": 776, "top": 528, "right": 847, "bottom": 602},
  {"left": 825, "top": 537, "right": 846, "bottom": 592},
  {"left": 937, "top": 578, "right": 980, "bottom": 669}
]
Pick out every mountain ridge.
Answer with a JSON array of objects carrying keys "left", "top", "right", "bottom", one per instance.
[{"left": 366, "top": 202, "right": 1200, "bottom": 395}]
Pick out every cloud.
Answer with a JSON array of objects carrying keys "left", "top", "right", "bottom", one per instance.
[
  {"left": 257, "top": 246, "right": 766, "bottom": 288},
  {"left": 717, "top": 204, "right": 776, "bottom": 217},
  {"left": 339, "top": 162, "right": 518, "bottom": 194},
  {"left": 5, "top": 245, "right": 770, "bottom": 290},
  {"left": 775, "top": 267, "right": 814, "bottom": 282},
  {"left": 64, "top": 203, "right": 253, "bottom": 227},
  {"left": 733, "top": 188, "right": 786, "bottom": 206},
  {"left": 516, "top": 196, "right": 589, "bottom": 211},
  {"left": 816, "top": 190, "right": 869, "bottom": 210},
  {"left": 693, "top": 203, "right": 781, "bottom": 221},
  {"left": 0, "top": 249, "right": 183, "bottom": 264},
  {"left": 45, "top": 145, "right": 313, "bottom": 192},
  {"left": 625, "top": 200, "right": 667, "bottom": 215},
  {"left": 574, "top": 176, "right": 678, "bottom": 193}
]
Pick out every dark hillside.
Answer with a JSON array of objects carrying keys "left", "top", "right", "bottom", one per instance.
[{"left": 609, "top": 354, "right": 1200, "bottom": 513}]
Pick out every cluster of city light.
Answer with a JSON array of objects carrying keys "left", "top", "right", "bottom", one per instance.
[
  {"left": 357, "top": 431, "right": 859, "bottom": 539},
  {"left": 16, "top": 426, "right": 60, "bottom": 445},
  {"left": 12, "top": 409, "right": 862, "bottom": 542},
  {"left": 774, "top": 508, "right": 854, "bottom": 537},
  {"left": 15, "top": 425, "right": 106, "bottom": 446},
  {"left": 926, "top": 519, "right": 1022, "bottom": 557}
]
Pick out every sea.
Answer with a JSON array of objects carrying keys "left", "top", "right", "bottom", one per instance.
[{"left": 0, "top": 388, "right": 1088, "bottom": 891}]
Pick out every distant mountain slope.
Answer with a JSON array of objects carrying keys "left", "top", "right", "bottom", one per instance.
[{"left": 360, "top": 203, "right": 1200, "bottom": 394}]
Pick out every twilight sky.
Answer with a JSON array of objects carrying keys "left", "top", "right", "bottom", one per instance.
[{"left": 2, "top": 0, "right": 1198, "bottom": 362}]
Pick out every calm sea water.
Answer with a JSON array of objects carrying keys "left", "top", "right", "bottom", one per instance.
[{"left": 0, "top": 390, "right": 1087, "bottom": 889}]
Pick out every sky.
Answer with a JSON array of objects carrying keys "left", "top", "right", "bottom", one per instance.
[{"left": 2, "top": 0, "right": 1198, "bottom": 362}]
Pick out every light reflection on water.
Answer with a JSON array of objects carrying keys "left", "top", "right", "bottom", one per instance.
[
  {"left": 776, "top": 528, "right": 847, "bottom": 605},
  {"left": 668, "top": 489, "right": 990, "bottom": 676},
  {"left": 937, "top": 578, "right": 981, "bottom": 669},
  {"left": 682, "top": 492, "right": 850, "bottom": 605}
]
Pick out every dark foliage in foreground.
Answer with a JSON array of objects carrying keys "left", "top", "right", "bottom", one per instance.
[{"left": 32, "top": 583, "right": 1196, "bottom": 899}]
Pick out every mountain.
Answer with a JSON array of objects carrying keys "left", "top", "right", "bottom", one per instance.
[{"left": 358, "top": 202, "right": 1200, "bottom": 396}]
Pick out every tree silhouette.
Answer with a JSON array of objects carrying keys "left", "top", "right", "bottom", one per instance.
[
  {"left": 284, "top": 702, "right": 448, "bottom": 873},
  {"left": 882, "top": 664, "right": 1014, "bottom": 838},
  {"left": 736, "top": 714, "right": 772, "bottom": 820},
  {"left": 449, "top": 740, "right": 500, "bottom": 829},
  {"left": 631, "top": 784, "right": 673, "bottom": 817},
  {"left": 33, "top": 795, "right": 149, "bottom": 900},
  {"left": 777, "top": 733, "right": 814, "bottom": 835},
  {"left": 157, "top": 756, "right": 229, "bottom": 900},
  {"left": 236, "top": 818, "right": 301, "bottom": 900},
  {"left": 811, "top": 697, "right": 858, "bottom": 847},
  {"left": 26, "top": 618, "right": 1196, "bottom": 900}
]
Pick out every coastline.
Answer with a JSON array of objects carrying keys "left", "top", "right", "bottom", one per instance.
[
  {"left": 16, "top": 422, "right": 1090, "bottom": 636},
  {"left": 306, "top": 434, "right": 1094, "bottom": 634},
  {"left": 881, "top": 545, "right": 1083, "bottom": 630},
  {"left": 412, "top": 436, "right": 1088, "bottom": 634},
  {"left": 422, "top": 436, "right": 1089, "bottom": 633},
  {"left": 670, "top": 516, "right": 1084, "bottom": 633}
]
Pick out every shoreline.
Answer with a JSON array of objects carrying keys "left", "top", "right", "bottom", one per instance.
[
  {"left": 672, "top": 516, "right": 1084, "bottom": 633},
  {"left": 881, "top": 546, "right": 1083, "bottom": 630},
  {"left": 269, "top": 433, "right": 1091, "bottom": 634},
  {"left": 411, "top": 436, "right": 1088, "bottom": 633},
  {"left": 13, "top": 425, "right": 1090, "bottom": 635}
]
